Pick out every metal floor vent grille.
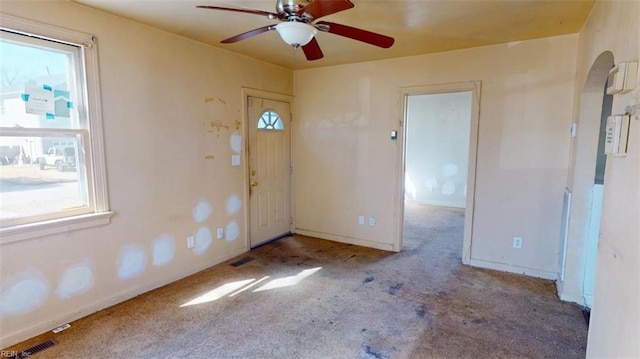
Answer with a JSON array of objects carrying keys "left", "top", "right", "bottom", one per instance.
[
  {"left": 8, "top": 339, "right": 57, "bottom": 358},
  {"left": 230, "top": 256, "right": 254, "bottom": 267}
]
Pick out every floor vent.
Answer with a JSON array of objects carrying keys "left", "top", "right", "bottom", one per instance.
[
  {"left": 8, "top": 339, "right": 57, "bottom": 358},
  {"left": 230, "top": 257, "right": 254, "bottom": 267}
]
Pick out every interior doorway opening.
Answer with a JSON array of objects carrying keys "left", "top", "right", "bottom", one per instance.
[{"left": 396, "top": 82, "right": 480, "bottom": 262}]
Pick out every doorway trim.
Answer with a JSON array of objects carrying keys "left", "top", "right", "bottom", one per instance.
[
  {"left": 241, "top": 88, "right": 295, "bottom": 251},
  {"left": 394, "top": 81, "right": 481, "bottom": 262}
]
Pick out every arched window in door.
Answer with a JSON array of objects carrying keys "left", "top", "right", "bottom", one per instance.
[{"left": 257, "top": 110, "right": 284, "bottom": 130}]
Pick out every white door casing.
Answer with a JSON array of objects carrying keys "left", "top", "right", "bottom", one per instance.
[
  {"left": 395, "top": 81, "right": 481, "bottom": 259},
  {"left": 247, "top": 95, "right": 292, "bottom": 247}
]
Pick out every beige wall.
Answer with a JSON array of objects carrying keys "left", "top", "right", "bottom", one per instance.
[
  {"left": 0, "top": 1, "right": 292, "bottom": 348},
  {"left": 571, "top": 1, "right": 639, "bottom": 358},
  {"left": 293, "top": 34, "right": 578, "bottom": 277}
]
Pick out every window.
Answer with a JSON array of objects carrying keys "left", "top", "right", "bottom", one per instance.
[
  {"left": 0, "top": 15, "right": 110, "bottom": 243},
  {"left": 257, "top": 110, "right": 284, "bottom": 130}
]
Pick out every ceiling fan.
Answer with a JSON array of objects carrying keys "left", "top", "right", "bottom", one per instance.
[{"left": 197, "top": 0, "right": 395, "bottom": 61}]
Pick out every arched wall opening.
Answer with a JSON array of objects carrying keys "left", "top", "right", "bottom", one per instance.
[{"left": 558, "top": 51, "right": 614, "bottom": 307}]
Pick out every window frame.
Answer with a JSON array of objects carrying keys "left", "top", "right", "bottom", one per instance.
[{"left": 0, "top": 14, "right": 112, "bottom": 244}]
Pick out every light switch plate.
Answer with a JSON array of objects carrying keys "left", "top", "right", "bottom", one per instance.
[{"left": 231, "top": 155, "right": 241, "bottom": 166}]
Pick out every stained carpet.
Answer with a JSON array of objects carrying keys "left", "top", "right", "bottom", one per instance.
[{"left": 6, "top": 203, "right": 587, "bottom": 358}]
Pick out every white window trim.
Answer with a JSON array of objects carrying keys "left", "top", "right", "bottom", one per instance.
[{"left": 0, "top": 14, "right": 112, "bottom": 244}]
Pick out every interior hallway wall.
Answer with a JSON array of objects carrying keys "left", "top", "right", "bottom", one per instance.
[
  {"left": 405, "top": 92, "right": 472, "bottom": 208},
  {"left": 0, "top": 1, "right": 293, "bottom": 348},
  {"left": 293, "top": 34, "right": 578, "bottom": 279}
]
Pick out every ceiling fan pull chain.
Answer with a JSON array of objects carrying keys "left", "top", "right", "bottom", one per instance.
[{"left": 292, "top": 44, "right": 297, "bottom": 67}]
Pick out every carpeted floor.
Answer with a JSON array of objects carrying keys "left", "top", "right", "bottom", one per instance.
[{"left": 7, "top": 203, "right": 587, "bottom": 358}]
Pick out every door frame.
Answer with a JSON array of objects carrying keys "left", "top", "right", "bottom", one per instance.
[
  {"left": 394, "top": 81, "right": 481, "bottom": 263},
  {"left": 241, "top": 88, "right": 295, "bottom": 250}
]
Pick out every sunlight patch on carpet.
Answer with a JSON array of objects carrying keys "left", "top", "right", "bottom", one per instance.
[
  {"left": 253, "top": 267, "right": 322, "bottom": 292},
  {"left": 180, "top": 279, "right": 255, "bottom": 307}
]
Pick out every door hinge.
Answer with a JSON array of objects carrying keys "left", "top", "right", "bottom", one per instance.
[{"left": 290, "top": 217, "right": 294, "bottom": 225}]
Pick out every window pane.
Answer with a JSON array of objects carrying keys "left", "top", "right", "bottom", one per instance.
[
  {"left": 0, "top": 34, "right": 81, "bottom": 130},
  {"left": 257, "top": 111, "right": 284, "bottom": 131},
  {"left": 0, "top": 134, "right": 89, "bottom": 220}
]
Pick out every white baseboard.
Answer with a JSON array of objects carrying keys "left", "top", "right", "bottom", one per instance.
[
  {"left": 557, "top": 288, "right": 587, "bottom": 307},
  {"left": 294, "top": 228, "right": 395, "bottom": 251},
  {"left": 0, "top": 247, "right": 247, "bottom": 349},
  {"left": 468, "top": 258, "right": 558, "bottom": 280}
]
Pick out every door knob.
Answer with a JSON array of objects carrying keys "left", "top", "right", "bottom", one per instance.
[{"left": 251, "top": 181, "right": 258, "bottom": 187}]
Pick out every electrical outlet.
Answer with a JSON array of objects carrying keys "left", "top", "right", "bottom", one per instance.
[
  {"left": 217, "top": 228, "right": 224, "bottom": 240},
  {"left": 187, "top": 236, "right": 195, "bottom": 248},
  {"left": 358, "top": 215, "right": 365, "bottom": 225},
  {"left": 513, "top": 237, "right": 523, "bottom": 249},
  {"left": 369, "top": 217, "right": 376, "bottom": 227}
]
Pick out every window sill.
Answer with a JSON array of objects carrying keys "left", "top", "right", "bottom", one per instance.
[{"left": 0, "top": 211, "right": 114, "bottom": 245}]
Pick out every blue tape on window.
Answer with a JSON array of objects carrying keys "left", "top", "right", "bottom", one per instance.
[
  {"left": 21, "top": 94, "right": 29, "bottom": 102},
  {"left": 46, "top": 113, "right": 55, "bottom": 120},
  {"left": 43, "top": 84, "right": 52, "bottom": 91},
  {"left": 67, "top": 101, "right": 74, "bottom": 109}
]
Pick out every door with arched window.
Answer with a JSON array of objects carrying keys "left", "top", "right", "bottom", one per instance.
[{"left": 247, "top": 96, "right": 292, "bottom": 247}]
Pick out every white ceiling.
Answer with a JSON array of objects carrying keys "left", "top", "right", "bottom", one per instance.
[{"left": 72, "top": 0, "right": 595, "bottom": 70}]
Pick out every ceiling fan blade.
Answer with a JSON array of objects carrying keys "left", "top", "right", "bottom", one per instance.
[
  {"left": 221, "top": 25, "right": 275, "bottom": 43},
  {"left": 196, "top": 5, "right": 278, "bottom": 19},
  {"left": 298, "top": 0, "right": 354, "bottom": 20},
  {"left": 302, "top": 38, "right": 324, "bottom": 61},
  {"left": 317, "top": 21, "right": 394, "bottom": 48}
]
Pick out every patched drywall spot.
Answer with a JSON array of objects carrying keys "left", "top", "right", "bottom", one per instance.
[
  {"left": 205, "top": 154, "right": 215, "bottom": 160},
  {"left": 1, "top": 267, "right": 50, "bottom": 317},
  {"left": 225, "top": 221, "right": 240, "bottom": 242},
  {"left": 234, "top": 120, "right": 241, "bottom": 130},
  {"left": 204, "top": 97, "right": 215, "bottom": 103},
  {"left": 152, "top": 234, "right": 176, "bottom": 267},
  {"left": 117, "top": 243, "right": 147, "bottom": 279},
  {"left": 56, "top": 260, "right": 94, "bottom": 299},
  {"left": 210, "top": 120, "right": 230, "bottom": 131},
  {"left": 226, "top": 194, "right": 241, "bottom": 215},
  {"left": 230, "top": 132, "right": 242, "bottom": 153},
  {"left": 442, "top": 163, "right": 458, "bottom": 177},
  {"left": 218, "top": 97, "right": 226, "bottom": 105},
  {"left": 441, "top": 181, "right": 456, "bottom": 195},
  {"left": 193, "top": 199, "right": 213, "bottom": 223},
  {"left": 194, "top": 226, "right": 213, "bottom": 255}
]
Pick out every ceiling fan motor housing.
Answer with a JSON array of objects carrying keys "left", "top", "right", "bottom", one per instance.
[{"left": 276, "top": 0, "right": 313, "bottom": 19}]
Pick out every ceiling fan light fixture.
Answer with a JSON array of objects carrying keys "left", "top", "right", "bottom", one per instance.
[{"left": 275, "top": 22, "right": 317, "bottom": 47}]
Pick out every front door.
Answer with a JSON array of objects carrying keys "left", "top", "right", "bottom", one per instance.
[{"left": 248, "top": 96, "right": 292, "bottom": 247}]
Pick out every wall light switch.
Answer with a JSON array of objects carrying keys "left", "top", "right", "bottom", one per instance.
[
  {"left": 369, "top": 217, "right": 376, "bottom": 227},
  {"left": 231, "top": 155, "right": 241, "bottom": 166},
  {"left": 513, "top": 237, "right": 523, "bottom": 249},
  {"left": 217, "top": 228, "right": 224, "bottom": 239},
  {"left": 358, "top": 215, "right": 365, "bottom": 225},
  {"left": 570, "top": 122, "right": 577, "bottom": 138},
  {"left": 187, "top": 236, "right": 195, "bottom": 248}
]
